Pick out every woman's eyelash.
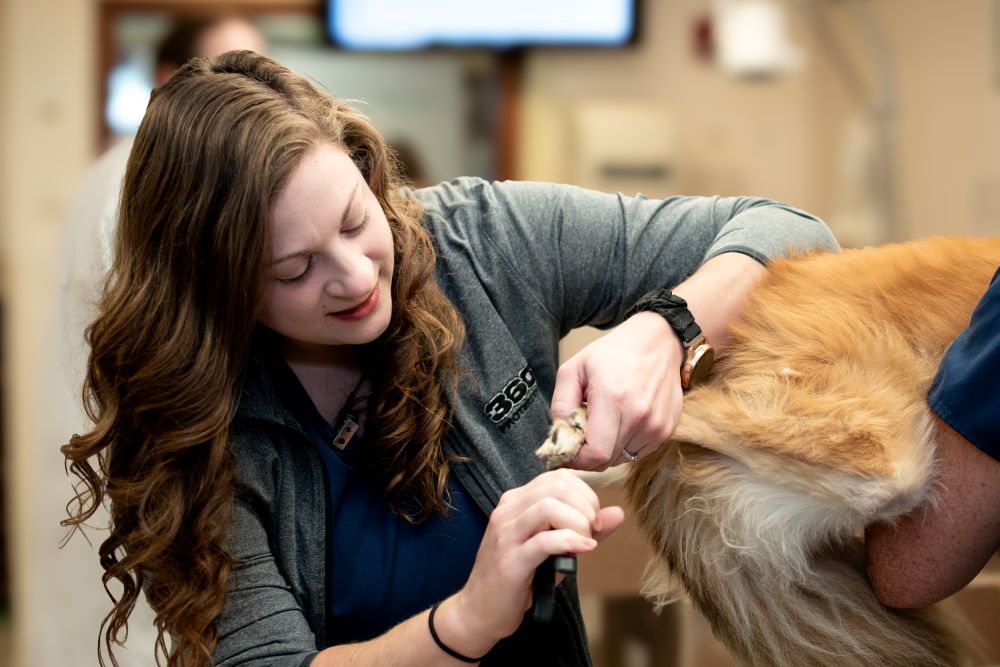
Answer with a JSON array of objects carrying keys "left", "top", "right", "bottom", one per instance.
[
  {"left": 278, "top": 256, "right": 313, "bottom": 284},
  {"left": 344, "top": 211, "right": 370, "bottom": 236}
]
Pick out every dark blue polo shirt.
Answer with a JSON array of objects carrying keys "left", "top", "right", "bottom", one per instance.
[
  {"left": 928, "top": 267, "right": 1000, "bottom": 462},
  {"left": 269, "top": 354, "right": 489, "bottom": 645}
]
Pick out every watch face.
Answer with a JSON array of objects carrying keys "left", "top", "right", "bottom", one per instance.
[{"left": 682, "top": 343, "right": 715, "bottom": 389}]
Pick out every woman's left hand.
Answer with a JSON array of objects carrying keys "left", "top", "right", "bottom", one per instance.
[{"left": 550, "top": 311, "right": 684, "bottom": 470}]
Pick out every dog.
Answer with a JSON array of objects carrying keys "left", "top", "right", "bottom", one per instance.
[{"left": 536, "top": 236, "right": 1000, "bottom": 667}]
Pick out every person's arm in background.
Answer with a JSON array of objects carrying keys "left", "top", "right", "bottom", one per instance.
[
  {"left": 866, "top": 414, "right": 1000, "bottom": 608},
  {"left": 866, "top": 268, "right": 1000, "bottom": 608}
]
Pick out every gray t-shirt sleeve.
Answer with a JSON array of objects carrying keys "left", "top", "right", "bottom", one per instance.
[{"left": 416, "top": 178, "right": 838, "bottom": 335}]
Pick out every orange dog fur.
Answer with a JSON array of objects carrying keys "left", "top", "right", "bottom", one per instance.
[{"left": 538, "top": 236, "right": 1000, "bottom": 667}]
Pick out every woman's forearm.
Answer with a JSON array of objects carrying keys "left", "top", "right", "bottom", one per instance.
[
  {"left": 311, "top": 594, "right": 496, "bottom": 666},
  {"left": 672, "top": 251, "right": 768, "bottom": 354}
]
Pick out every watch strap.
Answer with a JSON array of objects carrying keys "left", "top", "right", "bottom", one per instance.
[{"left": 624, "top": 289, "right": 703, "bottom": 346}]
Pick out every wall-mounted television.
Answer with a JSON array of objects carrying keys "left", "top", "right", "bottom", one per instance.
[{"left": 327, "top": 0, "right": 638, "bottom": 50}]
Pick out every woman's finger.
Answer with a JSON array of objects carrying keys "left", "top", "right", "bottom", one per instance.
[
  {"left": 510, "top": 470, "right": 602, "bottom": 521},
  {"left": 520, "top": 529, "right": 599, "bottom": 565},
  {"left": 502, "top": 495, "right": 595, "bottom": 545}
]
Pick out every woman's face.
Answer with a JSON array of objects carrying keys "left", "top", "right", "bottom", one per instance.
[{"left": 259, "top": 143, "right": 394, "bottom": 359}]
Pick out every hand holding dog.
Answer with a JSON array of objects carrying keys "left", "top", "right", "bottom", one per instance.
[
  {"left": 435, "top": 470, "right": 624, "bottom": 655},
  {"left": 550, "top": 253, "right": 768, "bottom": 470},
  {"left": 551, "top": 311, "right": 685, "bottom": 470}
]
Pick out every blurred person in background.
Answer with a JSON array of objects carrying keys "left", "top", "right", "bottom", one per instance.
[
  {"left": 52, "top": 15, "right": 266, "bottom": 666},
  {"left": 62, "top": 51, "right": 837, "bottom": 666},
  {"left": 62, "top": 15, "right": 267, "bottom": 363}
]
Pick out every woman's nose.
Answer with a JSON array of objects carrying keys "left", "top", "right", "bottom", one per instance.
[{"left": 323, "top": 248, "right": 372, "bottom": 297}]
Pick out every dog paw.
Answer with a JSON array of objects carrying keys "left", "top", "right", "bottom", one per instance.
[{"left": 535, "top": 407, "right": 588, "bottom": 469}]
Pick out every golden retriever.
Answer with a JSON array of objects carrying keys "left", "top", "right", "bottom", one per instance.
[{"left": 537, "top": 236, "right": 1000, "bottom": 667}]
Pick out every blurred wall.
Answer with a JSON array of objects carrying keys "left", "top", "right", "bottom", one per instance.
[
  {"left": 518, "top": 0, "right": 1000, "bottom": 244},
  {"left": 879, "top": 0, "right": 1000, "bottom": 239},
  {"left": 519, "top": 0, "right": 817, "bottom": 205},
  {"left": 0, "top": 1, "right": 997, "bottom": 666},
  {"left": 808, "top": 0, "right": 1000, "bottom": 242},
  {"left": 0, "top": 1, "right": 102, "bottom": 666}
]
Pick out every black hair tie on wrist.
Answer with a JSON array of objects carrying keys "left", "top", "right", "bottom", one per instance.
[{"left": 428, "top": 601, "right": 487, "bottom": 663}]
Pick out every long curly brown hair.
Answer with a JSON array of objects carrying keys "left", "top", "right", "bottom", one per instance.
[{"left": 61, "top": 51, "right": 465, "bottom": 667}]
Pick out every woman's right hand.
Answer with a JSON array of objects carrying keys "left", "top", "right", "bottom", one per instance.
[{"left": 432, "top": 469, "right": 625, "bottom": 658}]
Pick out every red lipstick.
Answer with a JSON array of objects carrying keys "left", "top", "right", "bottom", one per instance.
[{"left": 329, "top": 286, "right": 379, "bottom": 321}]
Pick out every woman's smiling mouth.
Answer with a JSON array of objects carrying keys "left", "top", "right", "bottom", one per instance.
[{"left": 328, "top": 286, "right": 379, "bottom": 321}]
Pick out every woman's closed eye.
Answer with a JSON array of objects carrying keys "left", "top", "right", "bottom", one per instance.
[
  {"left": 343, "top": 211, "right": 370, "bottom": 237},
  {"left": 273, "top": 208, "right": 370, "bottom": 284},
  {"left": 276, "top": 256, "right": 314, "bottom": 284}
]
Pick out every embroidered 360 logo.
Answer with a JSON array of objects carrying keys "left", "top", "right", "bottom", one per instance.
[{"left": 484, "top": 365, "right": 537, "bottom": 431}]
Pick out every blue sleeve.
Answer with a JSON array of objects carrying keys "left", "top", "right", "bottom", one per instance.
[{"left": 928, "top": 267, "right": 1000, "bottom": 462}]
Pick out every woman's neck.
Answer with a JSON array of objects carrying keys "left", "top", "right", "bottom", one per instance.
[{"left": 279, "top": 340, "right": 365, "bottom": 426}]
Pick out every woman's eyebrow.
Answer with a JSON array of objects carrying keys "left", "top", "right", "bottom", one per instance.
[
  {"left": 269, "top": 249, "right": 310, "bottom": 267},
  {"left": 341, "top": 180, "right": 363, "bottom": 225}
]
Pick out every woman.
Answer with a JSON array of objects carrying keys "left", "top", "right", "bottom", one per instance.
[{"left": 63, "top": 51, "right": 837, "bottom": 667}]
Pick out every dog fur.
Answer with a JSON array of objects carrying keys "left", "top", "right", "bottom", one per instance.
[{"left": 537, "top": 236, "right": 1000, "bottom": 667}]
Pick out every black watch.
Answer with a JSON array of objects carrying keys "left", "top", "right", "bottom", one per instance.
[{"left": 624, "top": 289, "right": 715, "bottom": 390}]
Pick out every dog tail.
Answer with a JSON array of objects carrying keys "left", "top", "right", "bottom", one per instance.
[{"left": 626, "top": 439, "right": 970, "bottom": 667}]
